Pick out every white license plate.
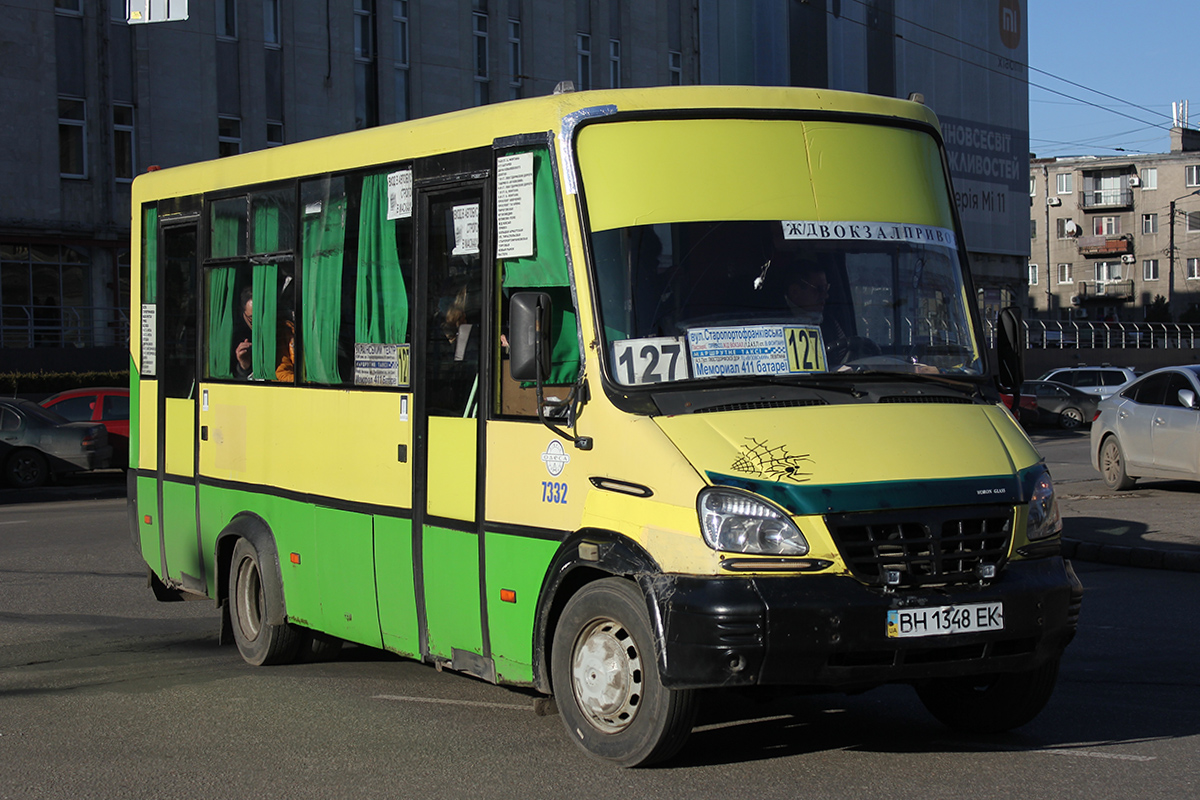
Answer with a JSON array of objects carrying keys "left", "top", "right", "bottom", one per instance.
[{"left": 886, "top": 602, "right": 1004, "bottom": 639}]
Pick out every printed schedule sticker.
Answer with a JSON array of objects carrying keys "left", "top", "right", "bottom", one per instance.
[
  {"left": 687, "top": 324, "right": 826, "bottom": 379},
  {"left": 386, "top": 170, "right": 413, "bottom": 220},
  {"left": 496, "top": 152, "right": 535, "bottom": 259},
  {"left": 451, "top": 204, "right": 480, "bottom": 256}
]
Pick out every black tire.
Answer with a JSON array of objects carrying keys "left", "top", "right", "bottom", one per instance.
[
  {"left": 228, "top": 537, "right": 301, "bottom": 666},
  {"left": 915, "top": 657, "right": 1061, "bottom": 734},
  {"left": 551, "top": 577, "right": 698, "bottom": 767},
  {"left": 1058, "top": 406, "right": 1084, "bottom": 430},
  {"left": 1099, "top": 435, "right": 1137, "bottom": 490},
  {"left": 6, "top": 449, "right": 48, "bottom": 488}
]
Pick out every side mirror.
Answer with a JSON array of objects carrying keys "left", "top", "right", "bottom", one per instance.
[
  {"left": 1179, "top": 388, "right": 1198, "bottom": 410},
  {"left": 509, "top": 292, "right": 552, "bottom": 381},
  {"left": 996, "top": 306, "right": 1025, "bottom": 393}
]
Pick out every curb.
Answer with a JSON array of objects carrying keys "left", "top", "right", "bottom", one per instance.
[{"left": 1062, "top": 537, "right": 1200, "bottom": 573}]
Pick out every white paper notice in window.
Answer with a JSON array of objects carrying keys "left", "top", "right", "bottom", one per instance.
[
  {"left": 452, "top": 203, "right": 480, "bottom": 256},
  {"left": 141, "top": 304, "right": 157, "bottom": 376},
  {"left": 496, "top": 152, "right": 535, "bottom": 259},
  {"left": 386, "top": 169, "right": 413, "bottom": 220}
]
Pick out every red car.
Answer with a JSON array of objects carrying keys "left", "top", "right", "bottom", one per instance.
[
  {"left": 999, "top": 387, "right": 1038, "bottom": 426},
  {"left": 41, "top": 387, "right": 130, "bottom": 468}
]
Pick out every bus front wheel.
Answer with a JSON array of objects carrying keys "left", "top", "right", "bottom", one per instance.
[
  {"left": 228, "top": 537, "right": 301, "bottom": 666},
  {"left": 550, "top": 577, "right": 698, "bottom": 767}
]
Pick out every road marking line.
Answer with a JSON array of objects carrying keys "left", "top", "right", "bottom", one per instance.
[
  {"left": 1034, "top": 748, "right": 1157, "bottom": 762},
  {"left": 373, "top": 694, "right": 529, "bottom": 711}
]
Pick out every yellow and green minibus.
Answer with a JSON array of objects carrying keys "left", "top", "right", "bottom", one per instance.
[{"left": 130, "top": 85, "right": 1081, "bottom": 766}]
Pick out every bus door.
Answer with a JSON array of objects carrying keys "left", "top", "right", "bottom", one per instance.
[
  {"left": 412, "top": 181, "right": 491, "bottom": 678},
  {"left": 156, "top": 220, "right": 204, "bottom": 593}
]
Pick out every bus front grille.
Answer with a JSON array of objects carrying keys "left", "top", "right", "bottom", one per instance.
[{"left": 825, "top": 506, "right": 1012, "bottom": 588}]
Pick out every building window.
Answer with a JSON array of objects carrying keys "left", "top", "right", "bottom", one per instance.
[
  {"left": 0, "top": 243, "right": 91, "bottom": 347},
  {"left": 1095, "top": 261, "right": 1122, "bottom": 284},
  {"left": 1030, "top": 219, "right": 1036, "bottom": 239},
  {"left": 508, "top": 19, "right": 522, "bottom": 99},
  {"left": 55, "top": 0, "right": 82, "bottom": 14},
  {"left": 1057, "top": 263, "right": 1072, "bottom": 284},
  {"left": 264, "top": 0, "right": 281, "bottom": 46},
  {"left": 113, "top": 104, "right": 134, "bottom": 181},
  {"left": 58, "top": 97, "right": 86, "bottom": 178},
  {"left": 1188, "top": 211, "right": 1200, "bottom": 234},
  {"left": 267, "top": 121, "right": 284, "bottom": 147},
  {"left": 1028, "top": 263, "right": 1038, "bottom": 285},
  {"left": 669, "top": 50, "right": 682, "bottom": 84},
  {"left": 1093, "top": 216, "right": 1120, "bottom": 236},
  {"left": 576, "top": 33, "right": 592, "bottom": 91},
  {"left": 218, "top": 116, "right": 241, "bottom": 157},
  {"left": 1141, "top": 167, "right": 1157, "bottom": 190},
  {"left": 609, "top": 39, "right": 621, "bottom": 88},
  {"left": 1143, "top": 259, "right": 1159, "bottom": 281},
  {"left": 1056, "top": 173, "right": 1073, "bottom": 194},
  {"left": 355, "top": 0, "right": 378, "bottom": 129},
  {"left": 474, "top": 9, "right": 490, "bottom": 105},
  {"left": 393, "top": 0, "right": 410, "bottom": 121},
  {"left": 1188, "top": 165, "right": 1200, "bottom": 188},
  {"left": 218, "top": 0, "right": 237, "bottom": 38},
  {"left": 1189, "top": 258, "right": 1200, "bottom": 280},
  {"left": 1056, "top": 218, "right": 1074, "bottom": 239},
  {"left": 1142, "top": 213, "right": 1158, "bottom": 234}
]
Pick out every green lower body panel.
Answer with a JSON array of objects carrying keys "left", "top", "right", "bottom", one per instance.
[
  {"left": 484, "top": 532, "right": 559, "bottom": 684},
  {"left": 422, "top": 526, "right": 483, "bottom": 661}
]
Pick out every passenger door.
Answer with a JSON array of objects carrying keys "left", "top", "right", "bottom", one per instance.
[{"left": 412, "top": 182, "right": 491, "bottom": 676}]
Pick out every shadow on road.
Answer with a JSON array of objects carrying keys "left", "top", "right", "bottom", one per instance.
[{"left": 0, "top": 469, "right": 126, "bottom": 505}]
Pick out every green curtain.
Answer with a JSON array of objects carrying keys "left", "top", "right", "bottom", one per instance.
[
  {"left": 206, "top": 267, "right": 237, "bottom": 379},
  {"left": 302, "top": 196, "right": 347, "bottom": 384},
  {"left": 142, "top": 207, "right": 158, "bottom": 304},
  {"left": 355, "top": 173, "right": 408, "bottom": 345},
  {"left": 500, "top": 148, "right": 579, "bottom": 385},
  {"left": 253, "top": 204, "right": 280, "bottom": 254},
  {"left": 252, "top": 264, "right": 278, "bottom": 380}
]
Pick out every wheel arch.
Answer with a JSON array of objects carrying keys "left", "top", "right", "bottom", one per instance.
[
  {"left": 215, "top": 512, "right": 288, "bottom": 627},
  {"left": 531, "top": 529, "right": 663, "bottom": 695}
]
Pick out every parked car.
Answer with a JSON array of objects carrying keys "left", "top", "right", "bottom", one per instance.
[
  {"left": 0, "top": 398, "right": 112, "bottom": 488},
  {"left": 1023, "top": 380, "right": 1100, "bottom": 430},
  {"left": 40, "top": 387, "right": 130, "bottom": 468},
  {"left": 1038, "top": 366, "right": 1139, "bottom": 399},
  {"left": 1090, "top": 365, "right": 1200, "bottom": 490}
]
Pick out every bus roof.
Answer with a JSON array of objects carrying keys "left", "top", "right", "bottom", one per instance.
[{"left": 131, "top": 85, "right": 940, "bottom": 203}]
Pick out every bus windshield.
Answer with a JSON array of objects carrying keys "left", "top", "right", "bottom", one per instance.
[{"left": 577, "top": 117, "right": 984, "bottom": 386}]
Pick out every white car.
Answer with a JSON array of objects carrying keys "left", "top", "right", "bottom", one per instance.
[
  {"left": 1039, "top": 366, "right": 1139, "bottom": 399},
  {"left": 1091, "top": 365, "right": 1200, "bottom": 489}
]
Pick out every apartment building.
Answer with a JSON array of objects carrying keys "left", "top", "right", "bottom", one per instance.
[{"left": 1029, "top": 127, "right": 1200, "bottom": 323}]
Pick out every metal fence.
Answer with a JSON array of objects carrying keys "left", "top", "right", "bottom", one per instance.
[
  {"left": 985, "top": 318, "right": 1200, "bottom": 350},
  {"left": 1, "top": 305, "right": 130, "bottom": 349}
]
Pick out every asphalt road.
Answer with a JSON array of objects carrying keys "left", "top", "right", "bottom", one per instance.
[{"left": 1, "top": 485, "right": 1198, "bottom": 798}]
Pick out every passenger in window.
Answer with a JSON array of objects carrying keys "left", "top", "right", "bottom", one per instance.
[
  {"left": 276, "top": 310, "right": 296, "bottom": 382},
  {"left": 778, "top": 257, "right": 847, "bottom": 340},
  {"left": 233, "top": 286, "right": 253, "bottom": 379}
]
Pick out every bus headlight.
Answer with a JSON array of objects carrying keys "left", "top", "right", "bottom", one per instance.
[
  {"left": 1026, "top": 470, "right": 1062, "bottom": 541},
  {"left": 698, "top": 488, "right": 809, "bottom": 556}
]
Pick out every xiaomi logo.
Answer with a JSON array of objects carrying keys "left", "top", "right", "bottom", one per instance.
[{"left": 999, "top": 0, "right": 1022, "bottom": 50}]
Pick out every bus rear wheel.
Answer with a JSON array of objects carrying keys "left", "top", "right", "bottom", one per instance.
[
  {"left": 228, "top": 537, "right": 301, "bottom": 666},
  {"left": 550, "top": 577, "right": 698, "bottom": 767},
  {"left": 915, "top": 657, "right": 1060, "bottom": 734}
]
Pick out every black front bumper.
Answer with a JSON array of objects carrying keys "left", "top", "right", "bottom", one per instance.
[{"left": 643, "top": 557, "right": 1082, "bottom": 690}]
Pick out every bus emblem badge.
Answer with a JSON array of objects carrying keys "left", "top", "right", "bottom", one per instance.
[{"left": 541, "top": 440, "right": 571, "bottom": 477}]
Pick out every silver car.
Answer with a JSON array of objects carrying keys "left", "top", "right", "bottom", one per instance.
[
  {"left": 1040, "top": 366, "right": 1139, "bottom": 400},
  {"left": 1091, "top": 365, "right": 1200, "bottom": 489}
]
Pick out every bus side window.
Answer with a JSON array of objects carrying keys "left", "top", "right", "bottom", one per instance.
[{"left": 496, "top": 147, "right": 579, "bottom": 417}]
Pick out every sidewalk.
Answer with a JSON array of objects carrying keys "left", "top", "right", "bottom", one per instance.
[{"left": 1057, "top": 476, "right": 1200, "bottom": 573}]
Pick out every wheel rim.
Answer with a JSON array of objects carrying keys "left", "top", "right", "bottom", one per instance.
[
  {"left": 1101, "top": 440, "right": 1122, "bottom": 485},
  {"left": 1061, "top": 408, "right": 1082, "bottom": 429},
  {"left": 570, "top": 617, "right": 644, "bottom": 733},
  {"left": 234, "top": 556, "right": 264, "bottom": 641},
  {"left": 10, "top": 454, "right": 42, "bottom": 486}
]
